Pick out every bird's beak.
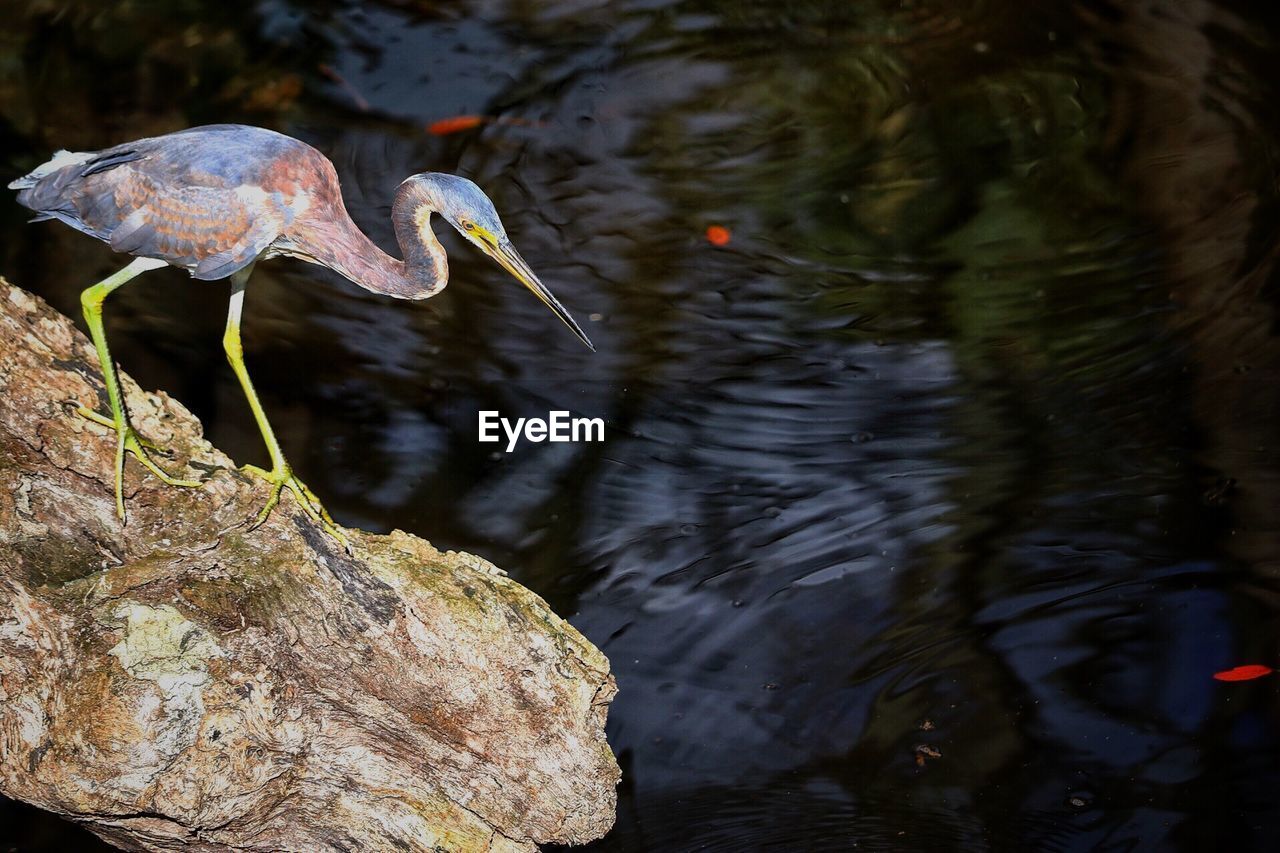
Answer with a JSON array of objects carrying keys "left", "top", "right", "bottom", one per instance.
[{"left": 486, "top": 238, "right": 594, "bottom": 351}]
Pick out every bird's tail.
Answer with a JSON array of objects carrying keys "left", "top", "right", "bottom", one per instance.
[{"left": 8, "top": 149, "right": 93, "bottom": 191}]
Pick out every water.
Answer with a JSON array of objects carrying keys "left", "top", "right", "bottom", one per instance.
[{"left": 2, "top": 1, "right": 1279, "bottom": 850}]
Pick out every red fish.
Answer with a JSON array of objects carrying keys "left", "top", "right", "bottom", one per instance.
[
  {"left": 1213, "top": 665, "right": 1273, "bottom": 682},
  {"left": 428, "top": 115, "right": 487, "bottom": 135},
  {"left": 427, "top": 116, "right": 545, "bottom": 136},
  {"left": 705, "top": 225, "right": 731, "bottom": 246}
]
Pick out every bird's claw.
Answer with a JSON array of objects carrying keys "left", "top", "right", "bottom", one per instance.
[
  {"left": 76, "top": 405, "right": 118, "bottom": 430},
  {"left": 75, "top": 404, "right": 201, "bottom": 520},
  {"left": 241, "top": 463, "right": 351, "bottom": 550},
  {"left": 78, "top": 406, "right": 157, "bottom": 450}
]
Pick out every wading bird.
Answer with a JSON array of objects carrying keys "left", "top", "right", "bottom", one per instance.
[{"left": 9, "top": 124, "right": 592, "bottom": 546}]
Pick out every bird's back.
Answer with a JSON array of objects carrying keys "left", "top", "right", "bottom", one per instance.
[{"left": 10, "top": 125, "right": 340, "bottom": 280}]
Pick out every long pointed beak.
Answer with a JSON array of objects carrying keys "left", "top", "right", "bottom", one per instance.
[{"left": 487, "top": 239, "right": 594, "bottom": 351}]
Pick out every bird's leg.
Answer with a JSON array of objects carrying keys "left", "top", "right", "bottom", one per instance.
[
  {"left": 223, "top": 270, "right": 349, "bottom": 549},
  {"left": 77, "top": 257, "right": 200, "bottom": 520}
]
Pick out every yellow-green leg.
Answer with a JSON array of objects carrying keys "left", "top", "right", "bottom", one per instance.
[
  {"left": 224, "top": 268, "right": 349, "bottom": 549},
  {"left": 79, "top": 257, "right": 200, "bottom": 520}
]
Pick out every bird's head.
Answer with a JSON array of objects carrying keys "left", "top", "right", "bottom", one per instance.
[{"left": 404, "top": 173, "right": 593, "bottom": 350}]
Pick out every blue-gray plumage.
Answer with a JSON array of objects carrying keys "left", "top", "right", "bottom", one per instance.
[{"left": 9, "top": 124, "right": 592, "bottom": 546}]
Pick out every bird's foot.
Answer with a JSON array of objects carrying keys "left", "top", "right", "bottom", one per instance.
[
  {"left": 76, "top": 404, "right": 201, "bottom": 519},
  {"left": 241, "top": 463, "right": 351, "bottom": 550}
]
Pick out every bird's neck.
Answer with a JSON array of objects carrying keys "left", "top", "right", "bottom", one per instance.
[
  {"left": 305, "top": 188, "right": 446, "bottom": 300},
  {"left": 389, "top": 186, "right": 449, "bottom": 300}
]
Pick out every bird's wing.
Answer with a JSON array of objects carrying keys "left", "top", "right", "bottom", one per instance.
[
  {"left": 97, "top": 175, "right": 285, "bottom": 280},
  {"left": 15, "top": 153, "right": 285, "bottom": 281}
]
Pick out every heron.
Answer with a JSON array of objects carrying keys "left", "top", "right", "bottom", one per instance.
[{"left": 9, "top": 124, "right": 593, "bottom": 547}]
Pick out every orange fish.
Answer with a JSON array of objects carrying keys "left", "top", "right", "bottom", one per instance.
[
  {"left": 427, "top": 116, "right": 545, "bottom": 136},
  {"left": 705, "top": 225, "right": 731, "bottom": 246},
  {"left": 1213, "top": 664, "right": 1273, "bottom": 681},
  {"left": 428, "top": 115, "right": 488, "bottom": 135}
]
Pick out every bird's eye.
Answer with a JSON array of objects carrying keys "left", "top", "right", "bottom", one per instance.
[{"left": 463, "top": 221, "right": 476, "bottom": 232}]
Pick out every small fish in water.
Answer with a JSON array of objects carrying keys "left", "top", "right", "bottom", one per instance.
[
  {"left": 427, "top": 115, "right": 543, "bottom": 135},
  {"left": 1212, "top": 664, "right": 1273, "bottom": 681},
  {"left": 705, "top": 224, "right": 731, "bottom": 246}
]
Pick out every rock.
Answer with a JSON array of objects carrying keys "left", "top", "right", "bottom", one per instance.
[{"left": 0, "top": 277, "right": 618, "bottom": 851}]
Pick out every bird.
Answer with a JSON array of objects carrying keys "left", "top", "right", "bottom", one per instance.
[{"left": 9, "top": 124, "right": 593, "bottom": 547}]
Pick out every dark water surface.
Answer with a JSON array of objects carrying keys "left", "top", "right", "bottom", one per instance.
[{"left": 3, "top": 1, "right": 1280, "bottom": 850}]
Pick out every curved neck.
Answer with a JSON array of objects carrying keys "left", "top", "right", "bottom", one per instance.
[
  {"left": 296, "top": 184, "right": 447, "bottom": 300},
  {"left": 388, "top": 181, "right": 448, "bottom": 299}
]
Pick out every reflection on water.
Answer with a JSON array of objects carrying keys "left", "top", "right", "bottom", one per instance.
[{"left": 2, "top": 1, "right": 1279, "bottom": 850}]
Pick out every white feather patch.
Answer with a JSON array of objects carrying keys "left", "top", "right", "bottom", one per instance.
[{"left": 8, "top": 149, "right": 93, "bottom": 189}]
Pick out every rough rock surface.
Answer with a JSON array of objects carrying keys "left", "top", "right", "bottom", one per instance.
[{"left": 0, "top": 278, "right": 618, "bottom": 851}]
